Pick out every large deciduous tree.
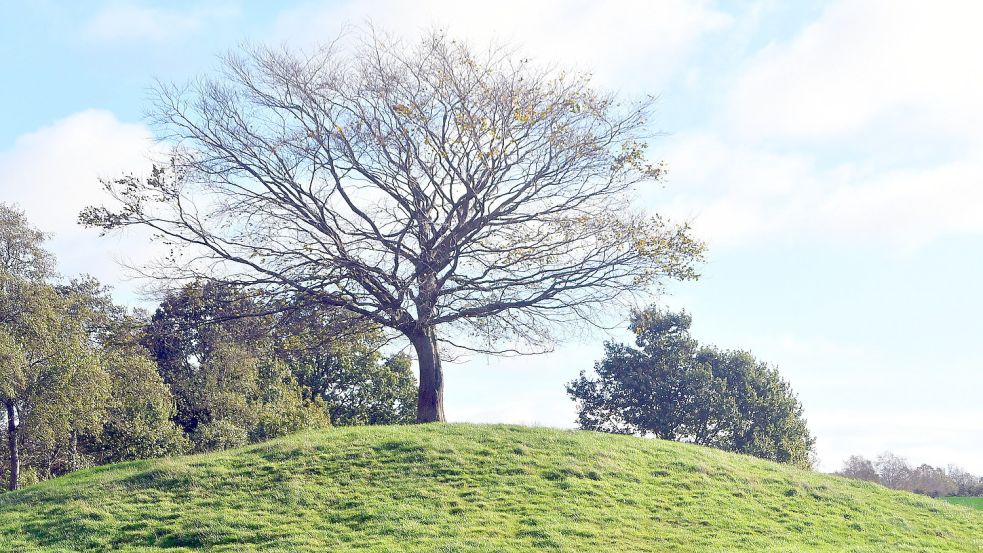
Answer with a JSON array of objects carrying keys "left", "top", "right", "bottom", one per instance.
[
  {"left": 568, "top": 308, "right": 815, "bottom": 468},
  {"left": 81, "top": 31, "right": 703, "bottom": 422}
]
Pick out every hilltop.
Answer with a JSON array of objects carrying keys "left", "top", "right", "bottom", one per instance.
[{"left": 2, "top": 424, "right": 981, "bottom": 552}]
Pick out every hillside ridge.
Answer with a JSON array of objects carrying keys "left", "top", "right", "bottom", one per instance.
[{"left": 2, "top": 423, "right": 982, "bottom": 552}]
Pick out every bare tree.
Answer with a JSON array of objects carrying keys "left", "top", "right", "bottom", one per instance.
[
  {"left": 875, "top": 452, "right": 913, "bottom": 491},
  {"left": 81, "top": 31, "right": 703, "bottom": 422},
  {"left": 837, "top": 454, "right": 879, "bottom": 482}
]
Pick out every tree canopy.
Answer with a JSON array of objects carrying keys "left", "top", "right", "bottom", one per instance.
[
  {"left": 568, "top": 308, "right": 815, "bottom": 468},
  {"left": 81, "top": 30, "right": 704, "bottom": 422}
]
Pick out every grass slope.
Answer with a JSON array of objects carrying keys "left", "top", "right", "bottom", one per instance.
[{"left": 2, "top": 424, "right": 982, "bottom": 552}]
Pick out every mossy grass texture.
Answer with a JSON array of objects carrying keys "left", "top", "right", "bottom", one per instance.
[{"left": 1, "top": 423, "right": 981, "bottom": 552}]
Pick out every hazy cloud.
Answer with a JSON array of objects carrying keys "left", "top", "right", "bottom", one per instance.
[
  {"left": 0, "top": 110, "right": 161, "bottom": 300},
  {"left": 82, "top": 1, "right": 240, "bottom": 43},
  {"left": 270, "top": 0, "right": 732, "bottom": 90},
  {"left": 728, "top": 0, "right": 983, "bottom": 143}
]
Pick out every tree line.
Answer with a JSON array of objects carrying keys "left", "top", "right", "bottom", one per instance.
[
  {"left": 837, "top": 452, "right": 983, "bottom": 498},
  {"left": 0, "top": 204, "right": 416, "bottom": 490}
]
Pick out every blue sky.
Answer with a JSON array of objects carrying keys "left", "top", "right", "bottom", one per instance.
[{"left": 3, "top": 0, "right": 982, "bottom": 472}]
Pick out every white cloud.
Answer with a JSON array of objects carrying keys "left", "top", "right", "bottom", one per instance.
[
  {"left": 658, "top": 132, "right": 983, "bottom": 250},
  {"left": 728, "top": 0, "right": 983, "bottom": 143},
  {"left": 271, "top": 0, "right": 732, "bottom": 89},
  {"left": 82, "top": 1, "right": 239, "bottom": 43},
  {"left": 0, "top": 110, "right": 160, "bottom": 301}
]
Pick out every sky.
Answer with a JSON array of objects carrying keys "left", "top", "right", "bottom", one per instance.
[{"left": 2, "top": 0, "right": 982, "bottom": 473}]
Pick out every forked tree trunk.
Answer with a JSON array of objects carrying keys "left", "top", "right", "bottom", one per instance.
[
  {"left": 410, "top": 328, "right": 445, "bottom": 423},
  {"left": 5, "top": 401, "right": 18, "bottom": 491}
]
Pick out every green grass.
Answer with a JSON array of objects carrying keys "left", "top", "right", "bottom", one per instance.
[
  {"left": 1, "top": 424, "right": 982, "bottom": 552},
  {"left": 943, "top": 496, "right": 983, "bottom": 510}
]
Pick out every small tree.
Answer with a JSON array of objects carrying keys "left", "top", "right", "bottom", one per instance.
[
  {"left": 837, "top": 455, "right": 879, "bottom": 482},
  {"left": 875, "top": 452, "right": 913, "bottom": 491},
  {"left": 60, "top": 277, "right": 188, "bottom": 465},
  {"left": 81, "top": 30, "right": 703, "bottom": 422},
  {"left": 568, "top": 308, "right": 815, "bottom": 468}
]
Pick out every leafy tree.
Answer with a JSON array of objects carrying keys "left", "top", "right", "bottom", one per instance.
[
  {"left": 84, "top": 349, "right": 189, "bottom": 463},
  {"left": 185, "top": 342, "right": 328, "bottom": 451},
  {"left": 568, "top": 308, "right": 815, "bottom": 468},
  {"left": 274, "top": 305, "right": 416, "bottom": 425},
  {"left": 144, "top": 280, "right": 414, "bottom": 445},
  {"left": 143, "top": 280, "right": 271, "bottom": 434},
  {"left": 0, "top": 204, "right": 54, "bottom": 281},
  {"left": 59, "top": 278, "right": 188, "bottom": 464},
  {"left": 0, "top": 208, "right": 188, "bottom": 490},
  {"left": 296, "top": 348, "right": 416, "bottom": 426},
  {"left": 82, "top": 30, "right": 704, "bottom": 422},
  {"left": 143, "top": 281, "right": 330, "bottom": 450},
  {"left": 0, "top": 276, "right": 110, "bottom": 490},
  {"left": 0, "top": 205, "right": 111, "bottom": 490}
]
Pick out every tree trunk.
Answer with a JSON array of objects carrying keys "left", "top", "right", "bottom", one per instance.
[
  {"left": 5, "top": 401, "right": 18, "bottom": 491},
  {"left": 410, "top": 328, "right": 445, "bottom": 423},
  {"left": 69, "top": 431, "right": 80, "bottom": 473}
]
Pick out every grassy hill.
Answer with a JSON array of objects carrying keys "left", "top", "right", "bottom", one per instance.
[{"left": 1, "top": 424, "right": 981, "bottom": 552}]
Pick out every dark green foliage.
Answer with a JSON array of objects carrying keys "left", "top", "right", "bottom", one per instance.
[
  {"left": 143, "top": 280, "right": 416, "bottom": 450},
  {"left": 568, "top": 308, "right": 815, "bottom": 468},
  {"left": 80, "top": 352, "right": 189, "bottom": 464},
  {"left": 274, "top": 308, "right": 416, "bottom": 425},
  {"left": 289, "top": 347, "right": 416, "bottom": 426},
  {"left": 143, "top": 281, "right": 272, "bottom": 435},
  {"left": 59, "top": 277, "right": 188, "bottom": 465},
  {"left": 143, "top": 282, "right": 329, "bottom": 450}
]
